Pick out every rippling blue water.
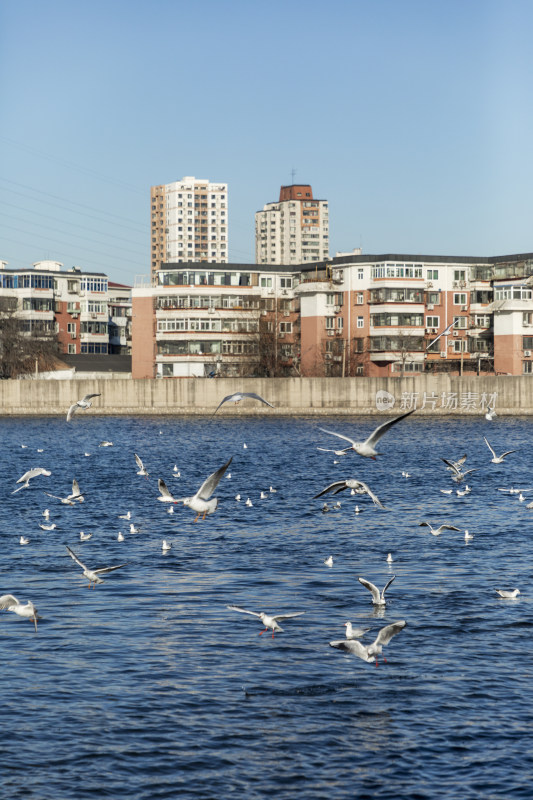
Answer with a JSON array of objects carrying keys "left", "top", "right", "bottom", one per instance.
[{"left": 1, "top": 412, "right": 532, "bottom": 799}]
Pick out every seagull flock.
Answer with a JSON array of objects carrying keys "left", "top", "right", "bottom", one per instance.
[{"left": 1, "top": 392, "right": 523, "bottom": 670}]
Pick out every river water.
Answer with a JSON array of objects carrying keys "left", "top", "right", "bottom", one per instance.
[{"left": 1, "top": 413, "right": 531, "bottom": 799}]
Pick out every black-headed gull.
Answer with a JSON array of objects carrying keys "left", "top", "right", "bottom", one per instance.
[
  {"left": 484, "top": 436, "right": 516, "bottom": 464},
  {"left": 0, "top": 594, "right": 40, "bottom": 632},
  {"left": 157, "top": 478, "right": 178, "bottom": 504},
  {"left": 358, "top": 575, "right": 396, "bottom": 606},
  {"left": 495, "top": 588, "right": 520, "bottom": 598},
  {"left": 319, "top": 409, "right": 415, "bottom": 459},
  {"left": 134, "top": 454, "right": 149, "bottom": 478},
  {"left": 12, "top": 467, "right": 52, "bottom": 494},
  {"left": 344, "top": 622, "right": 371, "bottom": 639},
  {"left": 324, "top": 555, "right": 334, "bottom": 567},
  {"left": 419, "top": 521, "right": 461, "bottom": 536},
  {"left": 485, "top": 406, "right": 497, "bottom": 421},
  {"left": 66, "top": 545, "right": 126, "bottom": 589},
  {"left": 314, "top": 479, "right": 385, "bottom": 508},
  {"left": 66, "top": 393, "right": 101, "bottom": 422},
  {"left": 45, "top": 479, "right": 84, "bottom": 505},
  {"left": 20, "top": 536, "right": 30, "bottom": 545},
  {"left": 162, "top": 540, "right": 171, "bottom": 552},
  {"left": 226, "top": 605, "right": 305, "bottom": 638},
  {"left": 177, "top": 458, "right": 233, "bottom": 522},
  {"left": 330, "top": 620, "right": 407, "bottom": 666},
  {"left": 441, "top": 458, "right": 478, "bottom": 483},
  {"left": 39, "top": 523, "right": 56, "bottom": 531},
  {"left": 213, "top": 392, "right": 274, "bottom": 414}
]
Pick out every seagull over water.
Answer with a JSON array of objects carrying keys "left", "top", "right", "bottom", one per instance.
[
  {"left": 134, "top": 453, "right": 149, "bottom": 478},
  {"left": 358, "top": 576, "right": 396, "bottom": 606},
  {"left": 176, "top": 457, "right": 233, "bottom": 522},
  {"left": 12, "top": 467, "right": 52, "bottom": 494},
  {"left": 226, "top": 605, "right": 305, "bottom": 638},
  {"left": 485, "top": 406, "right": 497, "bottom": 421},
  {"left": 45, "top": 479, "right": 84, "bottom": 505},
  {"left": 66, "top": 393, "right": 101, "bottom": 422},
  {"left": 344, "top": 622, "right": 371, "bottom": 640},
  {"left": 483, "top": 436, "right": 517, "bottom": 464},
  {"left": 0, "top": 594, "right": 40, "bottom": 632},
  {"left": 313, "top": 479, "right": 385, "bottom": 509},
  {"left": 213, "top": 392, "right": 274, "bottom": 414},
  {"left": 66, "top": 545, "right": 126, "bottom": 589},
  {"left": 319, "top": 409, "right": 415, "bottom": 459},
  {"left": 419, "top": 521, "right": 461, "bottom": 536},
  {"left": 330, "top": 620, "right": 407, "bottom": 666}
]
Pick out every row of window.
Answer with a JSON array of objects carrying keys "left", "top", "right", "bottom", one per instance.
[
  {"left": 157, "top": 295, "right": 260, "bottom": 310},
  {"left": 158, "top": 340, "right": 259, "bottom": 356},
  {"left": 157, "top": 318, "right": 259, "bottom": 333}
]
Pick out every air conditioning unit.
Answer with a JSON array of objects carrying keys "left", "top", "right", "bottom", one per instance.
[
  {"left": 427, "top": 304, "right": 434, "bottom": 310},
  {"left": 334, "top": 305, "right": 341, "bottom": 314},
  {"left": 91, "top": 313, "right": 98, "bottom": 319},
  {"left": 432, "top": 328, "right": 438, "bottom": 334},
  {"left": 426, "top": 282, "right": 434, "bottom": 288},
  {"left": 208, "top": 307, "right": 215, "bottom": 314},
  {"left": 283, "top": 311, "right": 290, "bottom": 317},
  {"left": 261, "top": 310, "right": 267, "bottom": 316},
  {"left": 324, "top": 353, "right": 332, "bottom": 360},
  {"left": 525, "top": 350, "right": 532, "bottom": 357},
  {"left": 327, "top": 330, "right": 335, "bottom": 336},
  {"left": 71, "top": 312, "right": 79, "bottom": 318},
  {"left": 440, "top": 351, "right": 447, "bottom": 357},
  {"left": 462, "top": 305, "right": 468, "bottom": 311},
  {"left": 333, "top": 355, "right": 343, "bottom": 362},
  {"left": 70, "top": 332, "right": 76, "bottom": 339},
  {"left": 335, "top": 330, "right": 342, "bottom": 336},
  {"left": 453, "top": 331, "right": 459, "bottom": 336},
  {"left": 460, "top": 281, "right": 467, "bottom": 288},
  {"left": 281, "top": 289, "right": 288, "bottom": 296},
  {"left": 332, "top": 270, "right": 343, "bottom": 283},
  {"left": 278, "top": 332, "right": 285, "bottom": 338}
]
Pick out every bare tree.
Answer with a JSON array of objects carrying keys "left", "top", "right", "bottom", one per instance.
[{"left": 0, "top": 298, "right": 60, "bottom": 379}]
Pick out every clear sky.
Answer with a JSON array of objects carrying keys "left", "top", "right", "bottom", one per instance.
[{"left": 1, "top": 0, "right": 533, "bottom": 286}]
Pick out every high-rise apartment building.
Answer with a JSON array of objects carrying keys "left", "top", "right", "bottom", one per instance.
[
  {"left": 255, "top": 184, "right": 329, "bottom": 265},
  {"left": 150, "top": 176, "right": 228, "bottom": 278}
]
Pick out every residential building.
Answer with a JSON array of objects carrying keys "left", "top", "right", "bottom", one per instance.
[
  {"left": 255, "top": 184, "right": 329, "bottom": 265},
  {"left": 150, "top": 176, "right": 228, "bottom": 279}
]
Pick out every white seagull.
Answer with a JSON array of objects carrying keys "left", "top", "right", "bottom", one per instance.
[
  {"left": 157, "top": 478, "right": 178, "bottom": 504},
  {"left": 484, "top": 436, "right": 516, "bottom": 464},
  {"left": 485, "top": 406, "right": 497, "bottom": 421},
  {"left": 118, "top": 511, "right": 131, "bottom": 520},
  {"left": 20, "top": 536, "right": 30, "bottom": 545},
  {"left": 39, "top": 523, "right": 56, "bottom": 531},
  {"left": 66, "top": 545, "right": 127, "bottom": 589},
  {"left": 162, "top": 540, "right": 171, "bottom": 552},
  {"left": 226, "top": 605, "right": 305, "bottom": 638},
  {"left": 324, "top": 555, "right": 334, "bottom": 567},
  {"left": 419, "top": 521, "right": 461, "bottom": 536},
  {"left": 313, "top": 479, "right": 385, "bottom": 509},
  {"left": 213, "top": 392, "right": 274, "bottom": 414},
  {"left": 319, "top": 409, "right": 415, "bottom": 459},
  {"left": 0, "top": 594, "right": 40, "bottom": 632},
  {"left": 330, "top": 620, "right": 407, "bottom": 666},
  {"left": 42, "top": 509, "right": 50, "bottom": 519},
  {"left": 134, "top": 453, "right": 149, "bottom": 478},
  {"left": 464, "top": 529, "right": 474, "bottom": 542},
  {"left": 358, "top": 575, "right": 396, "bottom": 606},
  {"left": 387, "top": 553, "right": 393, "bottom": 563},
  {"left": 12, "top": 467, "right": 52, "bottom": 494},
  {"left": 79, "top": 532, "right": 92, "bottom": 541},
  {"left": 45, "top": 478, "right": 84, "bottom": 505},
  {"left": 425, "top": 319, "right": 458, "bottom": 351},
  {"left": 66, "top": 393, "right": 101, "bottom": 422},
  {"left": 99, "top": 441, "right": 113, "bottom": 447},
  {"left": 496, "top": 588, "right": 520, "bottom": 598},
  {"left": 317, "top": 447, "right": 349, "bottom": 456},
  {"left": 129, "top": 523, "right": 139, "bottom": 534},
  {"left": 177, "top": 458, "right": 233, "bottom": 522},
  {"left": 117, "top": 532, "right": 125, "bottom": 542},
  {"left": 344, "top": 622, "right": 371, "bottom": 640}
]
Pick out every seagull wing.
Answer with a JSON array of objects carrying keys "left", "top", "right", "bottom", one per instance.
[
  {"left": 500, "top": 449, "right": 517, "bottom": 459},
  {"left": 213, "top": 394, "right": 235, "bottom": 414},
  {"left": 66, "top": 403, "right": 79, "bottom": 422},
  {"left": 358, "top": 577, "right": 381, "bottom": 603},
  {"left": 70, "top": 479, "right": 82, "bottom": 498},
  {"left": 11, "top": 484, "right": 28, "bottom": 494},
  {"left": 441, "top": 458, "right": 460, "bottom": 475},
  {"left": 134, "top": 453, "right": 144, "bottom": 470},
  {"left": 374, "top": 620, "right": 407, "bottom": 647},
  {"left": 319, "top": 428, "right": 356, "bottom": 447},
  {"left": 313, "top": 481, "right": 348, "bottom": 499},
  {"left": 439, "top": 524, "right": 461, "bottom": 532},
  {"left": 82, "top": 394, "right": 101, "bottom": 402},
  {"left": 197, "top": 457, "right": 233, "bottom": 500},
  {"left": 364, "top": 409, "right": 416, "bottom": 449},
  {"left": 66, "top": 545, "right": 88, "bottom": 571},
  {"left": 382, "top": 575, "right": 396, "bottom": 597},
  {"left": 271, "top": 612, "right": 305, "bottom": 622},
  {"left": 93, "top": 564, "right": 127, "bottom": 576},
  {"left": 158, "top": 478, "right": 174, "bottom": 500},
  {"left": 45, "top": 492, "right": 67, "bottom": 502},
  {"left": 357, "top": 481, "right": 386, "bottom": 509},
  {"left": 329, "top": 639, "right": 370, "bottom": 660},
  {"left": 0, "top": 594, "right": 19, "bottom": 610},
  {"left": 425, "top": 320, "right": 458, "bottom": 350},
  {"left": 242, "top": 392, "right": 275, "bottom": 408},
  {"left": 483, "top": 436, "right": 497, "bottom": 458},
  {"left": 226, "top": 604, "right": 261, "bottom": 618}
]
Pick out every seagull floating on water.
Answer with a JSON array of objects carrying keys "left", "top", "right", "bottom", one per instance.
[
  {"left": 213, "top": 392, "right": 274, "bottom": 414},
  {"left": 20, "top": 536, "right": 30, "bottom": 545},
  {"left": 66, "top": 545, "right": 127, "bottom": 589},
  {"left": 358, "top": 576, "right": 396, "bottom": 606},
  {"left": 314, "top": 479, "right": 385, "bottom": 509},
  {"left": 99, "top": 441, "right": 113, "bottom": 447},
  {"left": 0, "top": 594, "right": 40, "bottom": 632},
  {"left": 226, "top": 605, "right": 305, "bottom": 638},
  {"left": 387, "top": 553, "right": 393, "bottom": 563},
  {"left": 79, "top": 532, "right": 92, "bottom": 541},
  {"left": 118, "top": 511, "right": 131, "bottom": 520},
  {"left": 162, "top": 540, "right": 171, "bottom": 552},
  {"left": 464, "top": 529, "right": 474, "bottom": 542},
  {"left": 324, "top": 555, "right": 334, "bottom": 567},
  {"left": 330, "top": 620, "right": 407, "bottom": 666},
  {"left": 344, "top": 622, "right": 371, "bottom": 640},
  {"left": 484, "top": 436, "right": 516, "bottom": 464},
  {"left": 12, "top": 467, "right": 52, "bottom": 494},
  {"left": 117, "top": 532, "right": 125, "bottom": 542},
  {"left": 129, "top": 523, "right": 139, "bottom": 534},
  {"left": 495, "top": 588, "right": 520, "bottom": 598},
  {"left": 319, "top": 409, "right": 415, "bottom": 459},
  {"left": 66, "top": 393, "right": 101, "bottom": 422},
  {"left": 39, "top": 523, "right": 56, "bottom": 531}
]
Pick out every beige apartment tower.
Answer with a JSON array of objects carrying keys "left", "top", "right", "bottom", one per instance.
[
  {"left": 150, "top": 176, "right": 228, "bottom": 278},
  {"left": 255, "top": 184, "right": 329, "bottom": 265}
]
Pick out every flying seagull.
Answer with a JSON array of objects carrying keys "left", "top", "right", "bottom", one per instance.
[
  {"left": 213, "top": 392, "right": 274, "bottom": 414},
  {"left": 441, "top": 458, "right": 478, "bottom": 484},
  {"left": 426, "top": 320, "right": 458, "bottom": 351},
  {"left": 485, "top": 406, "right": 497, "bottom": 421},
  {"left": 176, "top": 457, "right": 233, "bottom": 522},
  {"left": 12, "top": 467, "right": 52, "bottom": 494},
  {"left": 419, "top": 521, "right": 461, "bottom": 536},
  {"left": 358, "top": 575, "right": 396, "bottom": 606},
  {"left": 483, "top": 436, "right": 516, "bottom": 464},
  {"left": 157, "top": 478, "right": 178, "bottom": 504},
  {"left": 65, "top": 545, "right": 126, "bottom": 589},
  {"left": 313, "top": 479, "right": 385, "bottom": 508},
  {"left": 226, "top": 605, "right": 305, "bottom": 638},
  {"left": 66, "top": 393, "right": 101, "bottom": 422},
  {"left": 45, "top": 479, "right": 84, "bottom": 505},
  {"left": 0, "top": 594, "right": 40, "bottom": 632},
  {"left": 330, "top": 620, "right": 407, "bottom": 666},
  {"left": 134, "top": 453, "right": 149, "bottom": 478},
  {"left": 319, "top": 409, "right": 415, "bottom": 459}
]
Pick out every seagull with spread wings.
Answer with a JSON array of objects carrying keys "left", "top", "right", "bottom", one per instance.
[
  {"left": 213, "top": 392, "right": 274, "bottom": 414},
  {"left": 314, "top": 478, "right": 386, "bottom": 509},
  {"left": 330, "top": 620, "right": 406, "bottom": 666},
  {"left": 45, "top": 479, "right": 84, "bottom": 505},
  {"left": 319, "top": 409, "right": 415, "bottom": 459},
  {"left": 483, "top": 436, "right": 517, "bottom": 464},
  {"left": 66, "top": 393, "right": 101, "bottom": 422},
  {"left": 226, "top": 605, "right": 305, "bottom": 638},
  {"left": 0, "top": 594, "right": 40, "bottom": 632},
  {"left": 65, "top": 545, "right": 127, "bottom": 589},
  {"left": 12, "top": 467, "right": 51, "bottom": 494},
  {"left": 176, "top": 457, "right": 233, "bottom": 522},
  {"left": 358, "top": 575, "right": 396, "bottom": 606}
]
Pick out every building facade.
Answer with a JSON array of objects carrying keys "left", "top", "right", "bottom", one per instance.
[
  {"left": 255, "top": 184, "right": 329, "bottom": 266},
  {"left": 150, "top": 176, "right": 228, "bottom": 279}
]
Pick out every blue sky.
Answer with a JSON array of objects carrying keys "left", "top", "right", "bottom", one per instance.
[{"left": 1, "top": 0, "right": 533, "bottom": 285}]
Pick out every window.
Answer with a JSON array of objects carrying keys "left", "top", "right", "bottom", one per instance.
[
  {"left": 391, "top": 361, "right": 424, "bottom": 373},
  {"left": 426, "top": 316, "right": 439, "bottom": 328},
  {"left": 67, "top": 323, "right": 76, "bottom": 334},
  {"left": 280, "top": 277, "right": 292, "bottom": 288},
  {"left": 356, "top": 293, "right": 364, "bottom": 305},
  {"left": 325, "top": 317, "right": 335, "bottom": 330},
  {"left": 454, "top": 270, "right": 466, "bottom": 282},
  {"left": 451, "top": 340, "right": 468, "bottom": 353},
  {"left": 427, "top": 269, "right": 439, "bottom": 280},
  {"left": 280, "top": 322, "right": 292, "bottom": 333},
  {"left": 453, "top": 293, "right": 467, "bottom": 306},
  {"left": 358, "top": 268, "right": 364, "bottom": 280},
  {"left": 453, "top": 316, "right": 467, "bottom": 329},
  {"left": 260, "top": 277, "right": 273, "bottom": 288},
  {"left": 356, "top": 365, "right": 364, "bottom": 375},
  {"left": 523, "top": 361, "right": 533, "bottom": 374},
  {"left": 68, "top": 344, "right": 76, "bottom": 354},
  {"left": 523, "top": 312, "right": 533, "bottom": 326},
  {"left": 427, "top": 292, "right": 441, "bottom": 305},
  {"left": 337, "top": 317, "right": 344, "bottom": 331},
  {"left": 357, "top": 316, "right": 364, "bottom": 329}
]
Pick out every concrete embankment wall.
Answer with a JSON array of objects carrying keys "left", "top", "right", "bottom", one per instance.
[{"left": 0, "top": 376, "right": 531, "bottom": 416}]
